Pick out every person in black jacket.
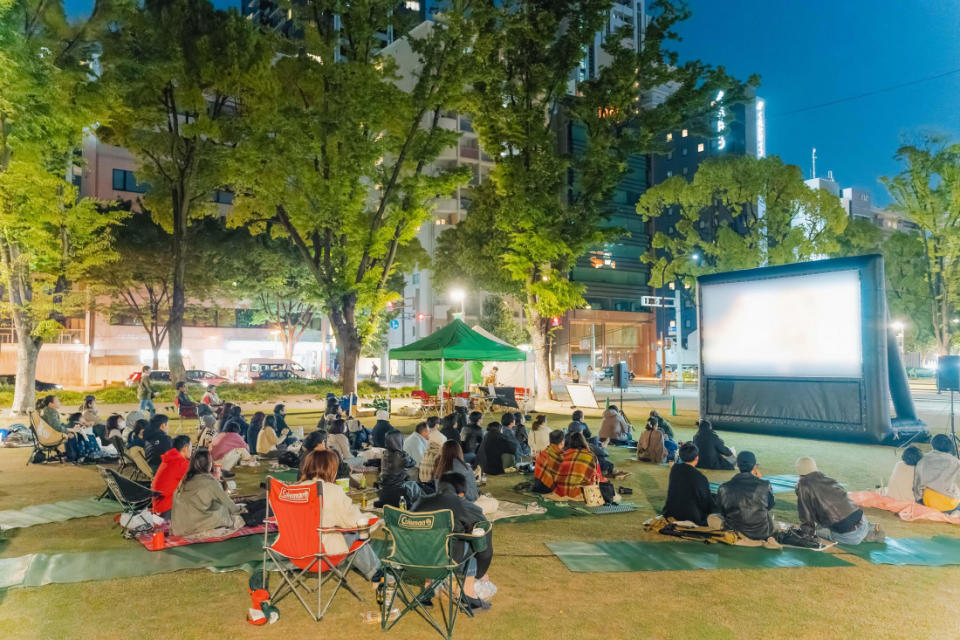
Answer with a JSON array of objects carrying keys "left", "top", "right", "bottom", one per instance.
[
  {"left": 692, "top": 419, "right": 735, "bottom": 470},
  {"left": 566, "top": 410, "right": 592, "bottom": 440},
  {"left": 375, "top": 430, "right": 419, "bottom": 508},
  {"left": 440, "top": 413, "right": 461, "bottom": 443},
  {"left": 370, "top": 410, "right": 396, "bottom": 448},
  {"left": 412, "top": 472, "right": 492, "bottom": 611},
  {"left": 143, "top": 414, "right": 173, "bottom": 469},
  {"left": 662, "top": 443, "right": 714, "bottom": 525},
  {"left": 461, "top": 411, "right": 484, "bottom": 463},
  {"left": 499, "top": 413, "right": 523, "bottom": 464},
  {"left": 246, "top": 411, "right": 265, "bottom": 454},
  {"left": 716, "top": 451, "right": 775, "bottom": 540},
  {"left": 476, "top": 422, "right": 516, "bottom": 476}
]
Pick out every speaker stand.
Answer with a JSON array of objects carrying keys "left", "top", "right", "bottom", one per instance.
[{"left": 952, "top": 390, "right": 960, "bottom": 459}]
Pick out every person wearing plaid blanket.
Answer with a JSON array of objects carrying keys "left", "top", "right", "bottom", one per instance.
[
  {"left": 552, "top": 432, "right": 603, "bottom": 499},
  {"left": 532, "top": 430, "right": 565, "bottom": 493}
]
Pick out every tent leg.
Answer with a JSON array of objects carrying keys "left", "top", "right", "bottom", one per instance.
[
  {"left": 440, "top": 357, "right": 445, "bottom": 416},
  {"left": 387, "top": 358, "right": 391, "bottom": 415}
]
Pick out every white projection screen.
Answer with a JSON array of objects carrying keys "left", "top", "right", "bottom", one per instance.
[{"left": 701, "top": 269, "right": 863, "bottom": 379}]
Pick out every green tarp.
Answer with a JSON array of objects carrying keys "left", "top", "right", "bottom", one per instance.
[
  {"left": 546, "top": 540, "right": 854, "bottom": 573},
  {"left": 389, "top": 319, "right": 526, "bottom": 362},
  {"left": 420, "top": 360, "right": 484, "bottom": 395},
  {"left": 0, "top": 498, "right": 122, "bottom": 530},
  {"left": 709, "top": 474, "right": 800, "bottom": 495},
  {"left": 839, "top": 536, "right": 960, "bottom": 566}
]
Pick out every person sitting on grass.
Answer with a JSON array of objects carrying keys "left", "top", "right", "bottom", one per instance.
[
  {"left": 795, "top": 456, "right": 884, "bottom": 544},
  {"left": 637, "top": 418, "right": 667, "bottom": 463},
  {"left": 210, "top": 422, "right": 255, "bottom": 477},
  {"left": 171, "top": 448, "right": 266, "bottom": 539},
  {"left": 196, "top": 413, "right": 218, "bottom": 447},
  {"left": 152, "top": 435, "right": 192, "bottom": 518},
  {"left": 532, "top": 430, "right": 565, "bottom": 494},
  {"left": 225, "top": 405, "right": 249, "bottom": 439},
  {"left": 246, "top": 412, "right": 265, "bottom": 454},
  {"left": 567, "top": 410, "right": 592, "bottom": 439},
  {"left": 79, "top": 395, "right": 106, "bottom": 436},
  {"left": 143, "top": 414, "right": 173, "bottom": 469},
  {"left": 328, "top": 419, "right": 353, "bottom": 461},
  {"left": 419, "top": 417, "right": 449, "bottom": 484},
  {"left": 649, "top": 410, "right": 674, "bottom": 439},
  {"left": 599, "top": 404, "right": 632, "bottom": 445},
  {"left": 403, "top": 422, "right": 430, "bottom": 466},
  {"left": 434, "top": 440, "right": 479, "bottom": 502},
  {"left": 913, "top": 434, "right": 960, "bottom": 513},
  {"left": 412, "top": 472, "right": 492, "bottom": 611},
  {"left": 375, "top": 430, "right": 419, "bottom": 508},
  {"left": 716, "top": 451, "right": 775, "bottom": 541},
  {"left": 256, "top": 415, "right": 290, "bottom": 458},
  {"left": 885, "top": 445, "right": 923, "bottom": 503},
  {"left": 498, "top": 413, "right": 523, "bottom": 467},
  {"left": 476, "top": 422, "right": 517, "bottom": 477},
  {"left": 551, "top": 431, "right": 603, "bottom": 500},
  {"left": 528, "top": 415, "right": 550, "bottom": 457},
  {"left": 692, "top": 419, "right": 735, "bottom": 470},
  {"left": 512, "top": 412, "right": 531, "bottom": 458},
  {"left": 216, "top": 402, "right": 235, "bottom": 433},
  {"left": 441, "top": 413, "right": 461, "bottom": 443},
  {"left": 370, "top": 410, "right": 396, "bottom": 448},
  {"left": 65, "top": 411, "right": 106, "bottom": 461},
  {"left": 461, "top": 411, "right": 485, "bottom": 460},
  {"left": 662, "top": 443, "right": 714, "bottom": 526}
]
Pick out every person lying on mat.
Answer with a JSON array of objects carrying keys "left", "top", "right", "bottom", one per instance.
[
  {"left": 296, "top": 450, "right": 382, "bottom": 582},
  {"left": 566, "top": 410, "right": 592, "bottom": 440},
  {"left": 649, "top": 410, "right": 675, "bottom": 440},
  {"left": 476, "top": 422, "right": 517, "bottom": 476},
  {"left": 716, "top": 451, "right": 775, "bottom": 541},
  {"left": 171, "top": 448, "right": 266, "bottom": 539},
  {"left": 143, "top": 414, "right": 173, "bottom": 469},
  {"left": 552, "top": 431, "right": 604, "bottom": 500},
  {"left": 376, "top": 430, "right": 420, "bottom": 508},
  {"left": 152, "top": 435, "right": 192, "bottom": 518},
  {"left": 403, "top": 422, "right": 430, "bottom": 466},
  {"left": 885, "top": 445, "right": 922, "bottom": 503},
  {"left": 433, "top": 441, "right": 479, "bottom": 502},
  {"left": 662, "top": 443, "right": 714, "bottom": 526},
  {"left": 796, "top": 456, "right": 884, "bottom": 544},
  {"left": 913, "top": 434, "right": 960, "bottom": 513},
  {"left": 412, "top": 471, "right": 492, "bottom": 611},
  {"left": 637, "top": 418, "right": 667, "bottom": 463},
  {"left": 692, "top": 419, "right": 735, "bottom": 470},
  {"left": 599, "top": 404, "right": 632, "bottom": 445},
  {"left": 210, "top": 422, "right": 255, "bottom": 476},
  {"left": 532, "top": 430, "right": 565, "bottom": 494}
]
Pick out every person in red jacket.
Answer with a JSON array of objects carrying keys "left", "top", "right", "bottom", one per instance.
[{"left": 152, "top": 435, "right": 193, "bottom": 518}]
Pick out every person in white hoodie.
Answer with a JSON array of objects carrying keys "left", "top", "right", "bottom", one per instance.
[
  {"left": 884, "top": 446, "right": 922, "bottom": 502},
  {"left": 914, "top": 435, "right": 960, "bottom": 513}
]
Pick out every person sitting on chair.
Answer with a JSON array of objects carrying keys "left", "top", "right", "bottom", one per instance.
[
  {"left": 127, "top": 419, "right": 148, "bottom": 449},
  {"left": 461, "top": 411, "right": 484, "bottom": 460},
  {"left": 692, "top": 419, "right": 735, "bottom": 470},
  {"left": 327, "top": 419, "right": 353, "bottom": 461},
  {"left": 65, "top": 411, "right": 105, "bottom": 460},
  {"left": 210, "top": 422, "right": 255, "bottom": 476},
  {"left": 403, "top": 422, "right": 430, "bottom": 466},
  {"left": 637, "top": 418, "right": 667, "bottom": 463},
  {"left": 375, "top": 430, "right": 419, "bottom": 508},
  {"left": 171, "top": 448, "right": 266, "bottom": 539},
  {"left": 552, "top": 431, "right": 603, "bottom": 500},
  {"left": 662, "top": 443, "right": 714, "bottom": 526},
  {"left": 795, "top": 456, "right": 883, "bottom": 544},
  {"left": 649, "top": 410, "right": 674, "bottom": 439},
  {"left": 566, "top": 410, "right": 592, "bottom": 439},
  {"left": 412, "top": 472, "right": 492, "bottom": 610},
  {"left": 913, "top": 434, "right": 960, "bottom": 513},
  {"left": 441, "top": 413, "right": 461, "bottom": 443},
  {"left": 246, "top": 412, "right": 265, "bottom": 454},
  {"left": 885, "top": 445, "right": 923, "bottom": 502},
  {"left": 532, "top": 430, "right": 565, "bottom": 494},
  {"left": 152, "top": 435, "right": 192, "bottom": 518},
  {"left": 201, "top": 385, "right": 222, "bottom": 409},
  {"left": 143, "top": 414, "right": 173, "bottom": 469},
  {"left": 599, "top": 404, "right": 632, "bottom": 445},
  {"left": 716, "top": 451, "right": 775, "bottom": 541},
  {"left": 434, "top": 441, "right": 479, "bottom": 502},
  {"left": 295, "top": 450, "right": 382, "bottom": 581},
  {"left": 105, "top": 414, "right": 125, "bottom": 442},
  {"left": 370, "top": 410, "right": 396, "bottom": 448},
  {"left": 476, "top": 422, "right": 517, "bottom": 476},
  {"left": 175, "top": 381, "right": 197, "bottom": 414}
]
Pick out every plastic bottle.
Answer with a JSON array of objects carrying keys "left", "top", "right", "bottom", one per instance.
[{"left": 399, "top": 496, "right": 407, "bottom": 511}]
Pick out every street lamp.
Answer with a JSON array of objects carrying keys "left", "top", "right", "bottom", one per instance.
[
  {"left": 450, "top": 288, "right": 465, "bottom": 315},
  {"left": 891, "top": 321, "right": 905, "bottom": 356}
]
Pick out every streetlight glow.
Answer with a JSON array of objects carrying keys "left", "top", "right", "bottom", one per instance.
[{"left": 450, "top": 288, "right": 466, "bottom": 315}]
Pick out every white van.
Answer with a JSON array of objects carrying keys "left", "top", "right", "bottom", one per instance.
[{"left": 237, "top": 358, "right": 311, "bottom": 383}]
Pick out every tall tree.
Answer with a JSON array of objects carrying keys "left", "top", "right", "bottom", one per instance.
[
  {"left": 479, "top": 297, "right": 528, "bottom": 346},
  {"left": 636, "top": 155, "right": 848, "bottom": 287},
  {"left": 98, "top": 0, "right": 273, "bottom": 382},
  {"left": 0, "top": 0, "right": 121, "bottom": 413},
  {"left": 230, "top": 2, "right": 476, "bottom": 393},
  {"left": 881, "top": 138, "right": 960, "bottom": 355},
  {"left": 436, "top": 0, "right": 747, "bottom": 400}
]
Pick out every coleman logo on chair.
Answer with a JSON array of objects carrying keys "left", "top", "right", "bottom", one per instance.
[
  {"left": 278, "top": 486, "right": 311, "bottom": 503},
  {"left": 399, "top": 514, "right": 434, "bottom": 529}
]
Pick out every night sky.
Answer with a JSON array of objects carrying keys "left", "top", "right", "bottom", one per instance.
[{"left": 63, "top": 0, "right": 960, "bottom": 205}]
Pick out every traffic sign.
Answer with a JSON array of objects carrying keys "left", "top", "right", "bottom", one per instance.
[{"left": 389, "top": 319, "right": 400, "bottom": 330}]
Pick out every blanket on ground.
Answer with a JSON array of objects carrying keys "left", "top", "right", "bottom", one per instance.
[{"left": 849, "top": 491, "right": 960, "bottom": 525}]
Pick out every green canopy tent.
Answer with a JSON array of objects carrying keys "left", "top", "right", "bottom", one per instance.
[{"left": 387, "top": 319, "right": 527, "bottom": 409}]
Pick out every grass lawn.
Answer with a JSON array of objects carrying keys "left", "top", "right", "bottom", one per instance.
[{"left": 1, "top": 404, "right": 959, "bottom": 640}]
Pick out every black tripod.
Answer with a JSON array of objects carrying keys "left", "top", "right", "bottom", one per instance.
[{"left": 951, "top": 390, "right": 960, "bottom": 458}]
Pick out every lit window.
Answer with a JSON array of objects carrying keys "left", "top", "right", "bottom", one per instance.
[
  {"left": 697, "top": 143, "right": 705, "bottom": 153},
  {"left": 681, "top": 129, "right": 688, "bottom": 138},
  {"left": 666, "top": 133, "right": 673, "bottom": 142}
]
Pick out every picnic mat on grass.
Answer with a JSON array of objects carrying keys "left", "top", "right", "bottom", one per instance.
[
  {"left": 546, "top": 540, "right": 853, "bottom": 573},
  {"left": 0, "top": 535, "right": 265, "bottom": 590},
  {"left": 0, "top": 498, "right": 122, "bottom": 530},
  {"left": 134, "top": 523, "right": 276, "bottom": 551},
  {"left": 838, "top": 536, "right": 960, "bottom": 566},
  {"left": 709, "top": 474, "right": 800, "bottom": 495},
  {"left": 501, "top": 494, "right": 643, "bottom": 524},
  {"left": 849, "top": 491, "right": 960, "bottom": 524}
]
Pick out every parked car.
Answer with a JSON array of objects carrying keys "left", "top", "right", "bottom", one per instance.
[
  {"left": 0, "top": 375, "right": 62, "bottom": 391},
  {"left": 237, "top": 358, "right": 311, "bottom": 383},
  {"left": 255, "top": 369, "right": 305, "bottom": 381},
  {"left": 185, "top": 370, "right": 231, "bottom": 387},
  {"left": 125, "top": 370, "right": 172, "bottom": 387}
]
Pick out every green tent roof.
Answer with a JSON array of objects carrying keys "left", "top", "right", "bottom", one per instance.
[{"left": 389, "top": 319, "right": 527, "bottom": 361}]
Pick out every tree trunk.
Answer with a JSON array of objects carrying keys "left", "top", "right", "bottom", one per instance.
[
  {"left": 12, "top": 329, "right": 41, "bottom": 416},
  {"left": 151, "top": 346, "right": 160, "bottom": 370},
  {"left": 282, "top": 326, "right": 294, "bottom": 360},
  {"left": 527, "top": 308, "right": 552, "bottom": 402},
  {"left": 329, "top": 299, "right": 361, "bottom": 395},
  {"left": 168, "top": 198, "right": 187, "bottom": 382}
]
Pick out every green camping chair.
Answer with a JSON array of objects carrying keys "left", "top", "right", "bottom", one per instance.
[{"left": 379, "top": 505, "right": 492, "bottom": 640}]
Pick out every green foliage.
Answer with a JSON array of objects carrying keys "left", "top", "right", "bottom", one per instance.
[
  {"left": 637, "top": 155, "right": 848, "bottom": 287},
  {"left": 228, "top": 1, "right": 478, "bottom": 391},
  {"left": 881, "top": 137, "right": 960, "bottom": 355},
  {"left": 479, "top": 297, "right": 528, "bottom": 346}
]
